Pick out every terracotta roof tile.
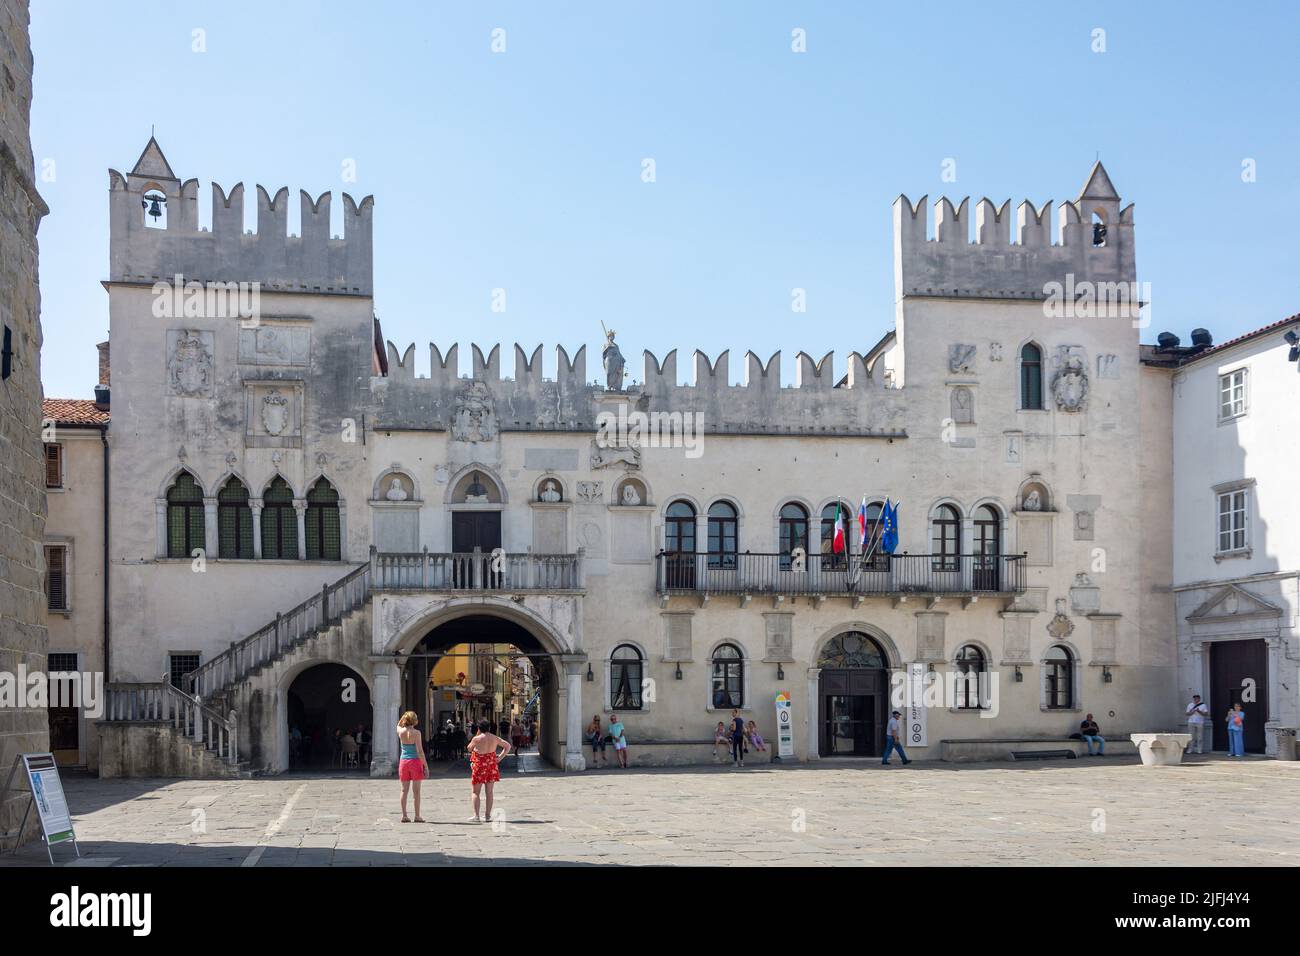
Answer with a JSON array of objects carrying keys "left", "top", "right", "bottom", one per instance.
[{"left": 43, "top": 398, "right": 109, "bottom": 425}]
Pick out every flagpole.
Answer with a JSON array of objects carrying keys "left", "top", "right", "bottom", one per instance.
[
  {"left": 861, "top": 499, "right": 900, "bottom": 567},
  {"left": 858, "top": 499, "right": 886, "bottom": 569}
]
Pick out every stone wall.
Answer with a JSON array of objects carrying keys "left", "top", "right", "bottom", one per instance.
[{"left": 0, "top": 0, "right": 48, "bottom": 844}]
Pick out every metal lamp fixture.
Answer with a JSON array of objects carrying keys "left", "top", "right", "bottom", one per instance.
[
  {"left": 1102, "top": 665, "right": 1113, "bottom": 683},
  {"left": 1014, "top": 664, "right": 1024, "bottom": 683},
  {"left": 586, "top": 663, "right": 593, "bottom": 682},
  {"left": 674, "top": 663, "right": 682, "bottom": 680}
]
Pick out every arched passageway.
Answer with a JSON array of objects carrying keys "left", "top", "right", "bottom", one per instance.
[
  {"left": 401, "top": 615, "right": 559, "bottom": 769},
  {"left": 286, "top": 662, "right": 373, "bottom": 771}
]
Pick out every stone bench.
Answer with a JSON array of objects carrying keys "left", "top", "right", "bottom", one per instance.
[
  {"left": 941, "top": 737, "right": 1137, "bottom": 762},
  {"left": 1129, "top": 733, "right": 1192, "bottom": 766}
]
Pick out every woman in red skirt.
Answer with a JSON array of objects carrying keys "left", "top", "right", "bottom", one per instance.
[{"left": 467, "top": 719, "right": 512, "bottom": 823}]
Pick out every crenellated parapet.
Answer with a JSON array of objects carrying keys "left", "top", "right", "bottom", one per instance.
[
  {"left": 894, "top": 161, "right": 1135, "bottom": 302},
  {"left": 108, "top": 137, "right": 373, "bottom": 295},
  {"left": 372, "top": 342, "right": 906, "bottom": 436}
]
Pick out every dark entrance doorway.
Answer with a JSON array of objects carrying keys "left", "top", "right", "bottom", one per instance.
[
  {"left": 452, "top": 511, "right": 502, "bottom": 553},
  {"left": 287, "top": 663, "right": 373, "bottom": 771},
  {"left": 403, "top": 614, "right": 556, "bottom": 770},
  {"left": 817, "top": 631, "right": 889, "bottom": 757},
  {"left": 1210, "top": 639, "right": 1268, "bottom": 754}
]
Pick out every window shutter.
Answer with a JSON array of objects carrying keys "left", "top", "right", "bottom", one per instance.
[
  {"left": 45, "top": 546, "right": 67, "bottom": 610},
  {"left": 44, "top": 444, "right": 62, "bottom": 488}
]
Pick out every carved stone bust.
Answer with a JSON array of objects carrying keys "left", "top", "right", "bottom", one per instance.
[
  {"left": 621, "top": 483, "right": 642, "bottom": 506},
  {"left": 1023, "top": 489, "right": 1042, "bottom": 511},
  {"left": 539, "top": 480, "right": 561, "bottom": 503},
  {"left": 385, "top": 477, "right": 408, "bottom": 501}
]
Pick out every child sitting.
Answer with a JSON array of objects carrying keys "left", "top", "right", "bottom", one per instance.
[
  {"left": 746, "top": 720, "right": 767, "bottom": 752},
  {"left": 712, "top": 721, "right": 730, "bottom": 756}
]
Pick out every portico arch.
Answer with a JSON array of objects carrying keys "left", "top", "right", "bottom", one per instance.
[{"left": 371, "top": 595, "right": 587, "bottom": 775}]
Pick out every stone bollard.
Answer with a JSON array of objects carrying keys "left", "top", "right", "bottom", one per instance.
[{"left": 1129, "top": 733, "right": 1193, "bottom": 766}]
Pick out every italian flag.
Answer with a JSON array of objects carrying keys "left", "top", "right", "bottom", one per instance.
[{"left": 833, "top": 502, "right": 846, "bottom": 554}]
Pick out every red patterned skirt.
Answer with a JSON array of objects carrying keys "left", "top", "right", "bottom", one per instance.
[{"left": 470, "top": 749, "right": 500, "bottom": 784}]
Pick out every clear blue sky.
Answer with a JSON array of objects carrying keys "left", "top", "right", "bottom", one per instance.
[{"left": 31, "top": 1, "right": 1299, "bottom": 399}]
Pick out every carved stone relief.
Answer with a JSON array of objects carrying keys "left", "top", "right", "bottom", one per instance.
[
  {"left": 1051, "top": 345, "right": 1089, "bottom": 411},
  {"left": 451, "top": 381, "right": 497, "bottom": 443},
  {"left": 949, "top": 343, "right": 977, "bottom": 374},
  {"left": 167, "top": 330, "right": 214, "bottom": 397}
]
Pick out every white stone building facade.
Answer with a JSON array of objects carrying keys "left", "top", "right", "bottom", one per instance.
[{"left": 80, "top": 141, "right": 1205, "bottom": 775}]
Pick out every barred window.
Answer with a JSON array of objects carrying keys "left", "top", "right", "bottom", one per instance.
[
  {"left": 45, "top": 545, "right": 68, "bottom": 611},
  {"left": 710, "top": 643, "right": 744, "bottom": 709},
  {"left": 218, "top": 478, "right": 254, "bottom": 559},
  {"left": 305, "top": 478, "right": 341, "bottom": 561},
  {"left": 169, "top": 653, "right": 201, "bottom": 690},
  {"left": 261, "top": 477, "right": 298, "bottom": 560},
  {"left": 610, "top": 644, "right": 643, "bottom": 710},
  {"left": 166, "top": 471, "right": 205, "bottom": 558}
]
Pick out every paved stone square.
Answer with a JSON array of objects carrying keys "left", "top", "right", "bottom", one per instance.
[{"left": 4, "top": 754, "right": 1298, "bottom": 866}]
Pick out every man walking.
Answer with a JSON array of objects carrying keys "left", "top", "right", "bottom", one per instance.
[
  {"left": 882, "top": 710, "right": 911, "bottom": 766},
  {"left": 1185, "top": 694, "right": 1209, "bottom": 754}
]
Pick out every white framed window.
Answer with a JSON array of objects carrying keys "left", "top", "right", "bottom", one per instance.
[
  {"left": 1216, "top": 489, "right": 1248, "bottom": 553},
  {"left": 1218, "top": 367, "right": 1247, "bottom": 421}
]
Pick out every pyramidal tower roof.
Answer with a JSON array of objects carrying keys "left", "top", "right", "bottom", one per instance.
[
  {"left": 1078, "top": 160, "right": 1119, "bottom": 201},
  {"left": 130, "top": 136, "right": 177, "bottom": 181}
]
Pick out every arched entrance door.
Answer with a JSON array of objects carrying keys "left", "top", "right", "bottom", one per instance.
[
  {"left": 402, "top": 614, "right": 558, "bottom": 770},
  {"left": 818, "top": 631, "right": 889, "bottom": 757},
  {"left": 287, "top": 663, "right": 373, "bottom": 771}
]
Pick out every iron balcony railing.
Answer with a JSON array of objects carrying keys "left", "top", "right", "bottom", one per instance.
[{"left": 655, "top": 551, "right": 1027, "bottom": 597}]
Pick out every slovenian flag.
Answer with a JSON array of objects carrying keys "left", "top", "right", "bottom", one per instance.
[
  {"left": 857, "top": 496, "right": 868, "bottom": 548},
  {"left": 833, "top": 501, "right": 846, "bottom": 554}
]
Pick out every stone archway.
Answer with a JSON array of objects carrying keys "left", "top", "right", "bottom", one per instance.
[
  {"left": 805, "top": 622, "right": 901, "bottom": 760},
  {"left": 283, "top": 661, "right": 373, "bottom": 771},
  {"left": 370, "top": 595, "right": 587, "bottom": 775}
]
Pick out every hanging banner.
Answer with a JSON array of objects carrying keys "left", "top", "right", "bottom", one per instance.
[
  {"left": 775, "top": 692, "right": 795, "bottom": 759},
  {"left": 906, "top": 664, "right": 929, "bottom": 747}
]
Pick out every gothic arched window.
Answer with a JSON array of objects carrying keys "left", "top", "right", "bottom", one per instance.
[
  {"left": 305, "top": 478, "right": 341, "bottom": 561},
  {"left": 165, "top": 471, "right": 205, "bottom": 559},
  {"left": 217, "top": 477, "right": 254, "bottom": 559},
  {"left": 1020, "top": 343, "right": 1044, "bottom": 410},
  {"left": 261, "top": 477, "right": 298, "bottom": 560}
]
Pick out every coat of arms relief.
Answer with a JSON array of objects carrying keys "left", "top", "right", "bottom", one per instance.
[
  {"left": 167, "top": 330, "right": 214, "bottom": 397},
  {"left": 1051, "top": 345, "right": 1089, "bottom": 412},
  {"left": 451, "top": 381, "right": 497, "bottom": 443}
]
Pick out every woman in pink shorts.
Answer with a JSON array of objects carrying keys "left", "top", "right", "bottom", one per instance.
[{"left": 396, "top": 711, "right": 428, "bottom": 823}]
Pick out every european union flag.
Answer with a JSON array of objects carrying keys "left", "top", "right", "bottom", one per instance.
[{"left": 881, "top": 499, "right": 899, "bottom": 554}]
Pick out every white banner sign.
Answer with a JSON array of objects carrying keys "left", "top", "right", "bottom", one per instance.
[
  {"left": 775, "top": 692, "right": 795, "bottom": 759},
  {"left": 906, "top": 664, "right": 928, "bottom": 747}
]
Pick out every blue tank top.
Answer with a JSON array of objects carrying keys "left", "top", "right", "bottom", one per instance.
[{"left": 400, "top": 741, "right": 418, "bottom": 760}]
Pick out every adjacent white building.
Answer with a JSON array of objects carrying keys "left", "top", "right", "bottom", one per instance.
[{"left": 1164, "top": 316, "right": 1300, "bottom": 756}]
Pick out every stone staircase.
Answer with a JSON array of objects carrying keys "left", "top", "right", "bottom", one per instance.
[{"left": 101, "top": 562, "right": 372, "bottom": 777}]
